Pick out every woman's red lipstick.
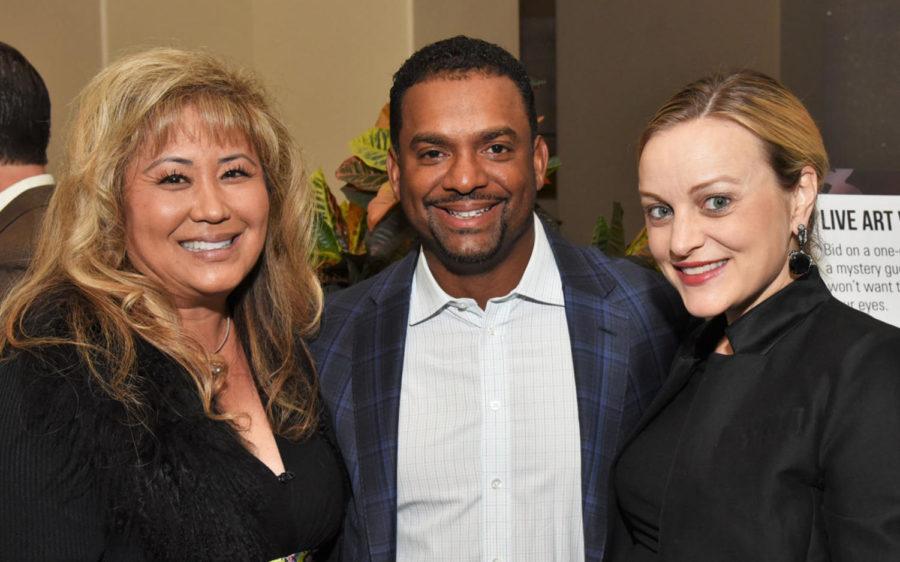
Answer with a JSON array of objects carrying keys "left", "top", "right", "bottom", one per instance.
[{"left": 673, "top": 259, "right": 728, "bottom": 286}]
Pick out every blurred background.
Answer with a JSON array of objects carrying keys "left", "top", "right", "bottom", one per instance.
[{"left": 3, "top": 0, "right": 897, "bottom": 244}]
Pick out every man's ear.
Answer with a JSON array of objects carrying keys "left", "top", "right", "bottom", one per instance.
[
  {"left": 533, "top": 135, "right": 549, "bottom": 191},
  {"left": 792, "top": 165, "right": 818, "bottom": 227},
  {"left": 387, "top": 147, "right": 401, "bottom": 201}
]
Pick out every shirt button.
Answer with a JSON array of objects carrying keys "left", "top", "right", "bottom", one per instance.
[
  {"left": 491, "top": 478, "right": 503, "bottom": 489},
  {"left": 488, "top": 326, "right": 495, "bottom": 335},
  {"left": 489, "top": 400, "right": 501, "bottom": 411}
]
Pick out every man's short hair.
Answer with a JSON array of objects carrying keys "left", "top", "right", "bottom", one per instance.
[
  {"left": 0, "top": 42, "right": 50, "bottom": 166},
  {"left": 389, "top": 35, "right": 537, "bottom": 149}
]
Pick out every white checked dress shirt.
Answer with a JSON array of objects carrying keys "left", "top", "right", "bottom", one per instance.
[{"left": 396, "top": 218, "right": 585, "bottom": 561}]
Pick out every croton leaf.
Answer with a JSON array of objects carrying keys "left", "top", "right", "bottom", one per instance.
[
  {"left": 335, "top": 156, "right": 388, "bottom": 192},
  {"left": 310, "top": 169, "right": 335, "bottom": 229},
  {"left": 591, "top": 216, "right": 610, "bottom": 251},
  {"left": 366, "top": 206, "right": 416, "bottom": 264},
  {"left": 350, "top": 127, "right": 391, "bottom": 171},
  {"left": 547, "top": 155, "right": 561, "bottom": 176},
  {"left": 624, "top": 226, "right": 649, "bottom": 257},
  {"left": 606, "top": 201, "right": 625, "bottom": 256},
  {"left": 366, "top": 182, "right": 399, "bottom": 231},
  {"left": 341, "top": 201, "right": 367, "bottom": 256},
  {"left": 374, "top": 102, "right": 390, "bottom": 129},
  {"left": 624, "top": 226, "right": 657, "bottom": 270},
  {"left": 311, "top": 168, "right": 346, "bottom": 268},
  {"left": 314, "top": 222, "right": 343, "bottom": 268},
  {"left": 592, "top": 201, "right": 626, "bottom": 256},
  {"left": 340, "top": 184, "right": 377, "bottom": 208},
  {"left": 543, "top": 155, "right": 562, "bottom": 186}
]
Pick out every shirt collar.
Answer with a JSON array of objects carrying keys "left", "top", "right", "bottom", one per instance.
[
  {"left": 0, "top": 173, "right": 54, "bottom": 213},
  {"left": 408, "top": 215, "right": 565, "bottom": 326},
  {"left": 515, "top": 217, "right": 565, "bottom": 305}
]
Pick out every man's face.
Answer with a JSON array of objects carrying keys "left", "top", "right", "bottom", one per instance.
[{"left": 388, "top": 73, "right": 548, "bottom": 274}]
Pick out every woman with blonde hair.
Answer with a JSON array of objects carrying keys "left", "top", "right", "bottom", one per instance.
[
  {"left": 608, "top": 70, "right": 900, "bottom": 560},
  {"left": 0, "top": 48, "right": 346, "bottom": 559}
]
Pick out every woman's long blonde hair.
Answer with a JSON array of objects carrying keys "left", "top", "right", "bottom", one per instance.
[{"left": 0, "top": 48, "right": 323, "bottom": 439}]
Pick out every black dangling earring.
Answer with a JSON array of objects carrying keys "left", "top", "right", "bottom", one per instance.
[{"left": 789, "top": 224, "right": 813, "bottom": 276}]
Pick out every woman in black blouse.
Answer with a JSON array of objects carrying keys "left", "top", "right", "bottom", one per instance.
[
  {"left": 0, "top": 49, "right": 346, "bottom": 560},
  {"left": 609, "top": 70, "right": 900, "bottom": 561}
]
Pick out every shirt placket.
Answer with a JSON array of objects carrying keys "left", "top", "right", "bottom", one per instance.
[{"left": 481, "top": 299, "right": 513, "bottom": 562}]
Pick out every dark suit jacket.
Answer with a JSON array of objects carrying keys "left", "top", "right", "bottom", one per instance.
[
  {"left": 608, "top": 269, "right": 900, "bottom": 561},
  {"left": 311, "top": 229, "right": 686, "bottom": 562},
  {"left": 0, "top": 182, "right": 52, "bottom": 295}
]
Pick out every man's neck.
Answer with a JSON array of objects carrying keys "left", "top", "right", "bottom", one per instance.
[
  {"left": 423, "top": 224, "right": 536, "bottom": 310},
  {"left": 0, "top": 164, "right": 47, "bottom": 192}
]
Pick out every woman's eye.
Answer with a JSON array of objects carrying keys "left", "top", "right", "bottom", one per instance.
[
  {"left": 647, "top": 205, "right": 673, "bottom": 221},
  {"left": 222, "top": 166, "right": 250, "bottom": 179},
  {"left": 704, "top": 196, "right": 731, "bottom": 211},
  {"left": 157, "top": 172, "right": 189, "bottom": 185}
]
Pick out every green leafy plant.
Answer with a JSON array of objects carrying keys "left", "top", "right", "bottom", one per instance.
[
  {"left": 312, "top": 105, "right": 416, "bottom": 287},
  {"left": 592, "top": 201, "right": 656, "bottom": 268}
]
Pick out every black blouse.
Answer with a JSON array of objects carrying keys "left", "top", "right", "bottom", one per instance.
[
  {"left": 614, "top": 360, "right": 709, "bottom": 560},
  {"left": 608, "top": 269, "right": 900, "bottom": 561},
  {"left": 0, "top": 321, "right": 348, "bottom": 561}
]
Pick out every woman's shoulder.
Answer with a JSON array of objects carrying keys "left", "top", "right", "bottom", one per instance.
[
  {"left": 813, "top": 295, "right": 900, "bottom": 349},
  {"left": 801, "top": 296, "right": 900, "bottom": 399}
]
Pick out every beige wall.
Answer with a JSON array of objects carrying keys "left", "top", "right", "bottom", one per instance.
[
  {"left": 2, "top": 0, "right": 517, "bottom": 191},
  {"left": 103, "top": 0, "right": 411, "bottom": 185},
  {"left": 0, "top": 0, "right": 104, "bottom": 172},
  {"left": 556, "top": 0, "right": 781, "bottom": 244},
  {"left": 412, "top": 0, "right": 519, "bottom": 55}
]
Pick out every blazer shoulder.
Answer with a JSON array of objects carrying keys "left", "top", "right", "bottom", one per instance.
[
  {"left": 562, "top": 243, "right": 686, "bottom": 323},
  {"left": 0, "top": 184, "right": 52, "bottom": 230},
  {"left": 0, "top": 186, "right": 53, "bottom": 269},
  {"left": 323, "top": 252, "right": 416, "bottom": 310},
  {"left": 314, "top": 253, "right": 415, "bottom": 350}
]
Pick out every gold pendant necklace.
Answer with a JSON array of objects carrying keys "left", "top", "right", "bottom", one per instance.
[{"left": 209, "top": 317, "right": 231, "bottom": 376}]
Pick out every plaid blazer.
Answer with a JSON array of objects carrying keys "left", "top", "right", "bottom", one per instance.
[{"left": 311, "top": 229, "right": 686, "bottom": 562}]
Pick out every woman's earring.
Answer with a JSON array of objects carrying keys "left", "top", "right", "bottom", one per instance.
[{"left": 789, "top": 224, "right": 813, "bottom": 276}]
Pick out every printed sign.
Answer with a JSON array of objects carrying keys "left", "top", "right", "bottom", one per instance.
[{"left": 817, "top": 194, "right": 900, "bottom": 327}]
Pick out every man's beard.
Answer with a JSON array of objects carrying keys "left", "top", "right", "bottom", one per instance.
[{"left": 425, "top": 213, "right": 508, "bottom": 266}]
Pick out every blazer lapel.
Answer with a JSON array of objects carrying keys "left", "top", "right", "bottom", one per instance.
[
  {"left": 616, "top": 318, "right": 718, "bottom": 457},
  {"left": 550, "top": 234, "right": 631, "bottom": 558},
  {"left": 624, "top": 350, "right": 696, "bottom": 447},
  {"left": 352, "top": 251, "right": 416, "bottom": 561}
]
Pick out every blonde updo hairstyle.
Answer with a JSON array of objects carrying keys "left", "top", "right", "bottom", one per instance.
[
  {"left": 0, "top": 48, "right": 322, "bottom": 439},
  {"left": 638, "top": 70, "right": 829, "bottom": 251}
]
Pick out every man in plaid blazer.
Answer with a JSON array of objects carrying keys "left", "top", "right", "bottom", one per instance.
[{"left": 311, "top": 36, "right": 686, "bottom": 561}]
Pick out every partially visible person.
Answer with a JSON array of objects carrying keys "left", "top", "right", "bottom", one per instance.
[
  {"left": 0, "top": 41, "right": 54, "bottom": 294},
  {"left": 609, "top": 70, "right": 900, "bottom": 561},
  {"left": 0, "top": 48, "right": 346, "bottom": 560},
  {"left": 312, "top": 35, "right": 686, "bottom": 562}
]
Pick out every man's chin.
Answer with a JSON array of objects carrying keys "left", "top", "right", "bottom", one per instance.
[{"left": 428, "top": 236, "right": 503, "bottom": 271}]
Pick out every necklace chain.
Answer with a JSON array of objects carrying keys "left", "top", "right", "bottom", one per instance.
[{"left": 213, "top": 317, "right": 231, "bottom": 354}]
